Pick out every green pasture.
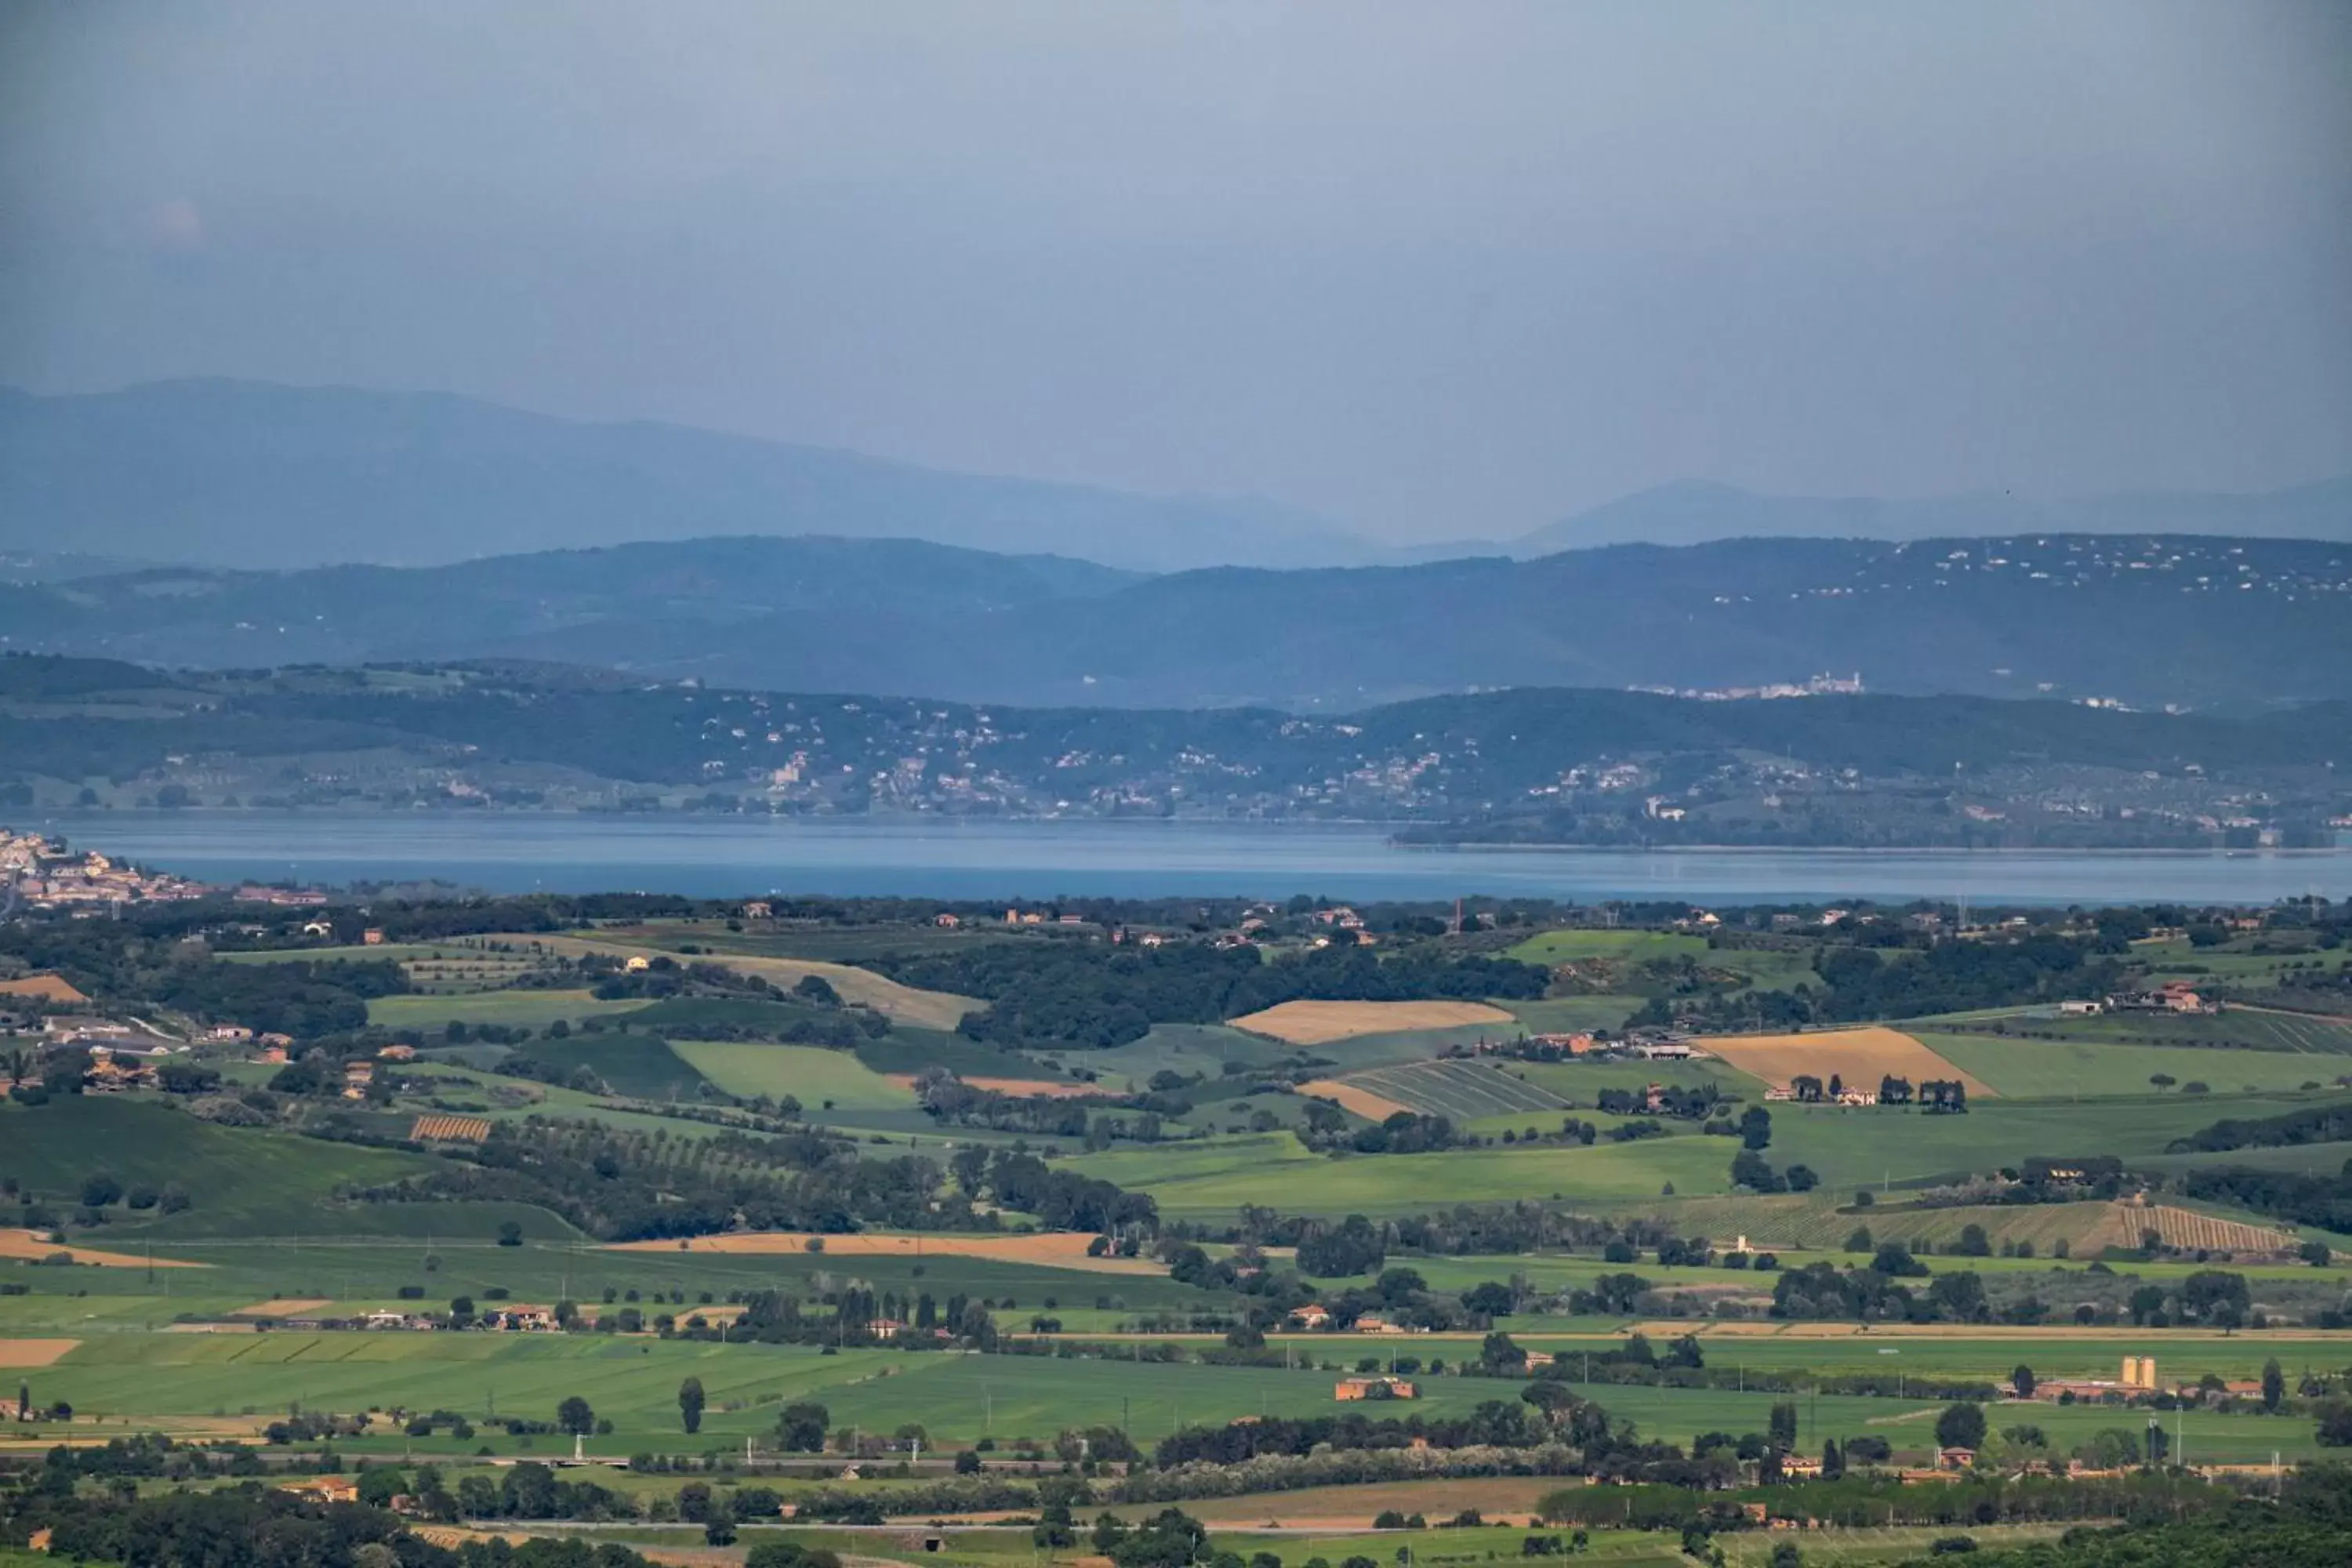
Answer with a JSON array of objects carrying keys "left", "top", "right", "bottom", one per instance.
[
  {"left": 504, "top": 1034, "right": 714, "bottom": 1102},
  {"left": 1503, "top": 996, "right": 1646, "bottom": 1034},
  {"left": 856, "top": 1030, "right": 1064, "bottom": 1081},
  {"left": 1506, "top": 931, "right": 1708, "bottom": 964},
  {"left": 27, "top": 1333, "right": 901, "bottom": 1453},
  {"left": 1071, "top": 1024, "right": 1311, "bottom": 1089},
  {"left": 1513, "top": 1058, "right": 1769, "bottom": 1102},
  {"left": 1918, "top": 1033, "right": 2342, "bottom": 1098},
  {"left": 368, "top": 989, "right": 650, "bottom": 1030},
  {"left": 0, "top": 1098, "right": 445, "bottom": 1237},
  {"left": 1766, "top": 1092, "right": 2330, "bottom": 1191},
  {"left": 1341, "top": 1058, "right": 1568, "bottom": 1120},
  {"left": 2133, "top": 936, "right": 2337, "bottom": 984},
  {"left": 1, "top": 1236, "right": 1218, "bottom": 1331},
  {"left": 218, "top": 943, "right": 466, "bottom": 965},
  {"left": 2024, "top": 1008, "right": 2352, "bottom": 1055},
  {"left": 1304, "top": 1023, "right": 1523, "bottom": 1067},
  {"left": 593, "top": 919, "right": 1012, "bottom": 964},
  {"left": 1071, "top": 1129, "right": 1734, "bottom": 1217},
  {"left": 669, "top": 1041, "right": 917, "bottom": 1109}
]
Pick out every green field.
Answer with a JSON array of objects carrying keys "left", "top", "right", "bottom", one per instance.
[
  {"left": 1766, "top": 1091, "right": 2335, "bottom": 1191},
  {"left": 369, "top": 989, "right": 652, "bottom": 1030},
  {"left": 19, "top": 1330, "right": 2339, "bottom": 1464},
  {"left": 1918, "top": 1033, "right": 2345, "bottom": 1098},
  {"left": 219, "top": 942, "right": 466, "bottom": 965},
  {"left": 1504, "top": 996, "right": 1646, "bottom": 1033},
  {"left": 855, "top": 1030, "right": 1062, "bottom": 1080},
  {"left": 1075, "top": 1024, "right": 1313, "bottom": 1088},
  {"left": 1342, "top": 1058, "right": 1568, "bottom": 1119},
  {"left": 504, "top": 1033, "right": 715, "bottom": 1102},
  {"left": 1072, "top": 1128, "right": 1733, "bottom": 1215},
  {"left": 1514, "top": 1057, "right": 1769, "bottom": 1101},
  {"left": 1505, "top": 931, "right": 1709, "bottom": 964},
  {"left": 669, "top": 1040, "right": 919, "bottom": 1109},
  {"left": 0, "top": 1098, "right": 472, "bottom": 1238},
  {"left": 2020, "top": 1008, "right": 2352, "bottom": 1055}
]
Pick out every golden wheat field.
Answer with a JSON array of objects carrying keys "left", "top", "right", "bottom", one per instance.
[
  {"left": 0, "top": 1229, "right": 208, "bottom": 1269},
  {"left": 1700, "top": 1025, "right": 1995, "bottom": 1097},
  {"left": 1228, "top": 999, "right": 1514, "bottom": 1045},
  {"left": 1297, "top": 1078, "right": 1414, "bottom": 1120}
]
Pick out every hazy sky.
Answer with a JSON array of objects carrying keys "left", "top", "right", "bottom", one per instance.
[{"left": 3, "top": 2, "right": 2348, "bottom": 542}]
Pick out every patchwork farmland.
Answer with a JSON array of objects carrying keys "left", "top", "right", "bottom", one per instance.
[
  {"left": 1334, "top": 1058, "right": 1569, "bottom": 1120},
  {"left": 1704, "top": 1025, "right": 1995, "bottom": 1097}
]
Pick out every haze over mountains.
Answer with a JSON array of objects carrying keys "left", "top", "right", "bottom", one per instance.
[
  {"left": 3, "top": 381, "right": 2347, "bottom": 577},
  {"left": 4, "top": 532, "right": 2346, "bottom": 713}
]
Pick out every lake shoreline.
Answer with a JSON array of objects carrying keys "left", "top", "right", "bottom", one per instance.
[{"left": 17, "top": 811, "right": 2350, "bottom": 906}]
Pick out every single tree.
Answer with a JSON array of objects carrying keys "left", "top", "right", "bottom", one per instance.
[
  {"left": 679, "top": 1376, "right": 706, "bottom": 1435},
  {"left": 557, "top": 1396, "right": 595, "bottom": 1437},
  {"left": 2012, "top": 1364, "right": 2036, "bottom": 1399},
  {"left": 778, "top": 1400, "right": 830, "bottom": 1453},
  {"left": 1934, "top": 1403, "right": 1988, "bottom": 1452},
  {"left": 2263, "top": 1359, "right": 2285, "bottom": 1414}
]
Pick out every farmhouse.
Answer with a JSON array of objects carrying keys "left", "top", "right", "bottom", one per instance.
[
  {"left": 742, "top": 901, "right": 773, "bottom": 920},
  {"left": 1287, "top": 1303, "right": 1332, "bottom": 1330},
  {"left": 1334, "top": 1375, "right": 1417, "bottom": 1401}
]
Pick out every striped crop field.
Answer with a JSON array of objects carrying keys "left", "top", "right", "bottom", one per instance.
[
  {"left": 1338, "top": 1058, "right": 1569, "bottom": 1120},
  {"left": 406, "top": 1114, "right": 491, "bottom": 1144},
  {"left": 2142, "top": 1205, "right": 2298, "bottom": 1254}
]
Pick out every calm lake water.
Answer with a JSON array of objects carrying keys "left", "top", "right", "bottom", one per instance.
[{"left": 22, "top": 812, "right": 2352, "bottom": 906}]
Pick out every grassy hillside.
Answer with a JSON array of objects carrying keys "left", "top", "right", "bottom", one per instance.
[
  {"left": 0, "top": 1098, "right": 576, "bottom": 1240},
  {"left": 1920, "top": 1032, "right": 2343, "bottom": 1098},
  {"left": 669, "top": 1041, "right": 917, "bottom": 1109}
]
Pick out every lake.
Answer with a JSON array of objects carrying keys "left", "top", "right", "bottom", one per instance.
[{"left": 21, "top": 812, "right": 2352, "bottom": 906}]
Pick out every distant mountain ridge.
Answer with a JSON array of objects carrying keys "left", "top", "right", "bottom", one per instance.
[
  {"left": 2, "top": 381, "right": 2343, "bottom": 579},
  {"left": 2, "top": 532, "right": 2345, "bottom": 712},
  {"left": 0, "top": 379, "right": 1370, "bottom": 575},
  {"left": 1506, "top": 475, "right": 2352, "bottom": 554}
]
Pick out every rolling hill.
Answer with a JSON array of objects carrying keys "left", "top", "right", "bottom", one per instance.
[{"left": 2, "top": 532, "right": 2346, "bottom": 711}]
